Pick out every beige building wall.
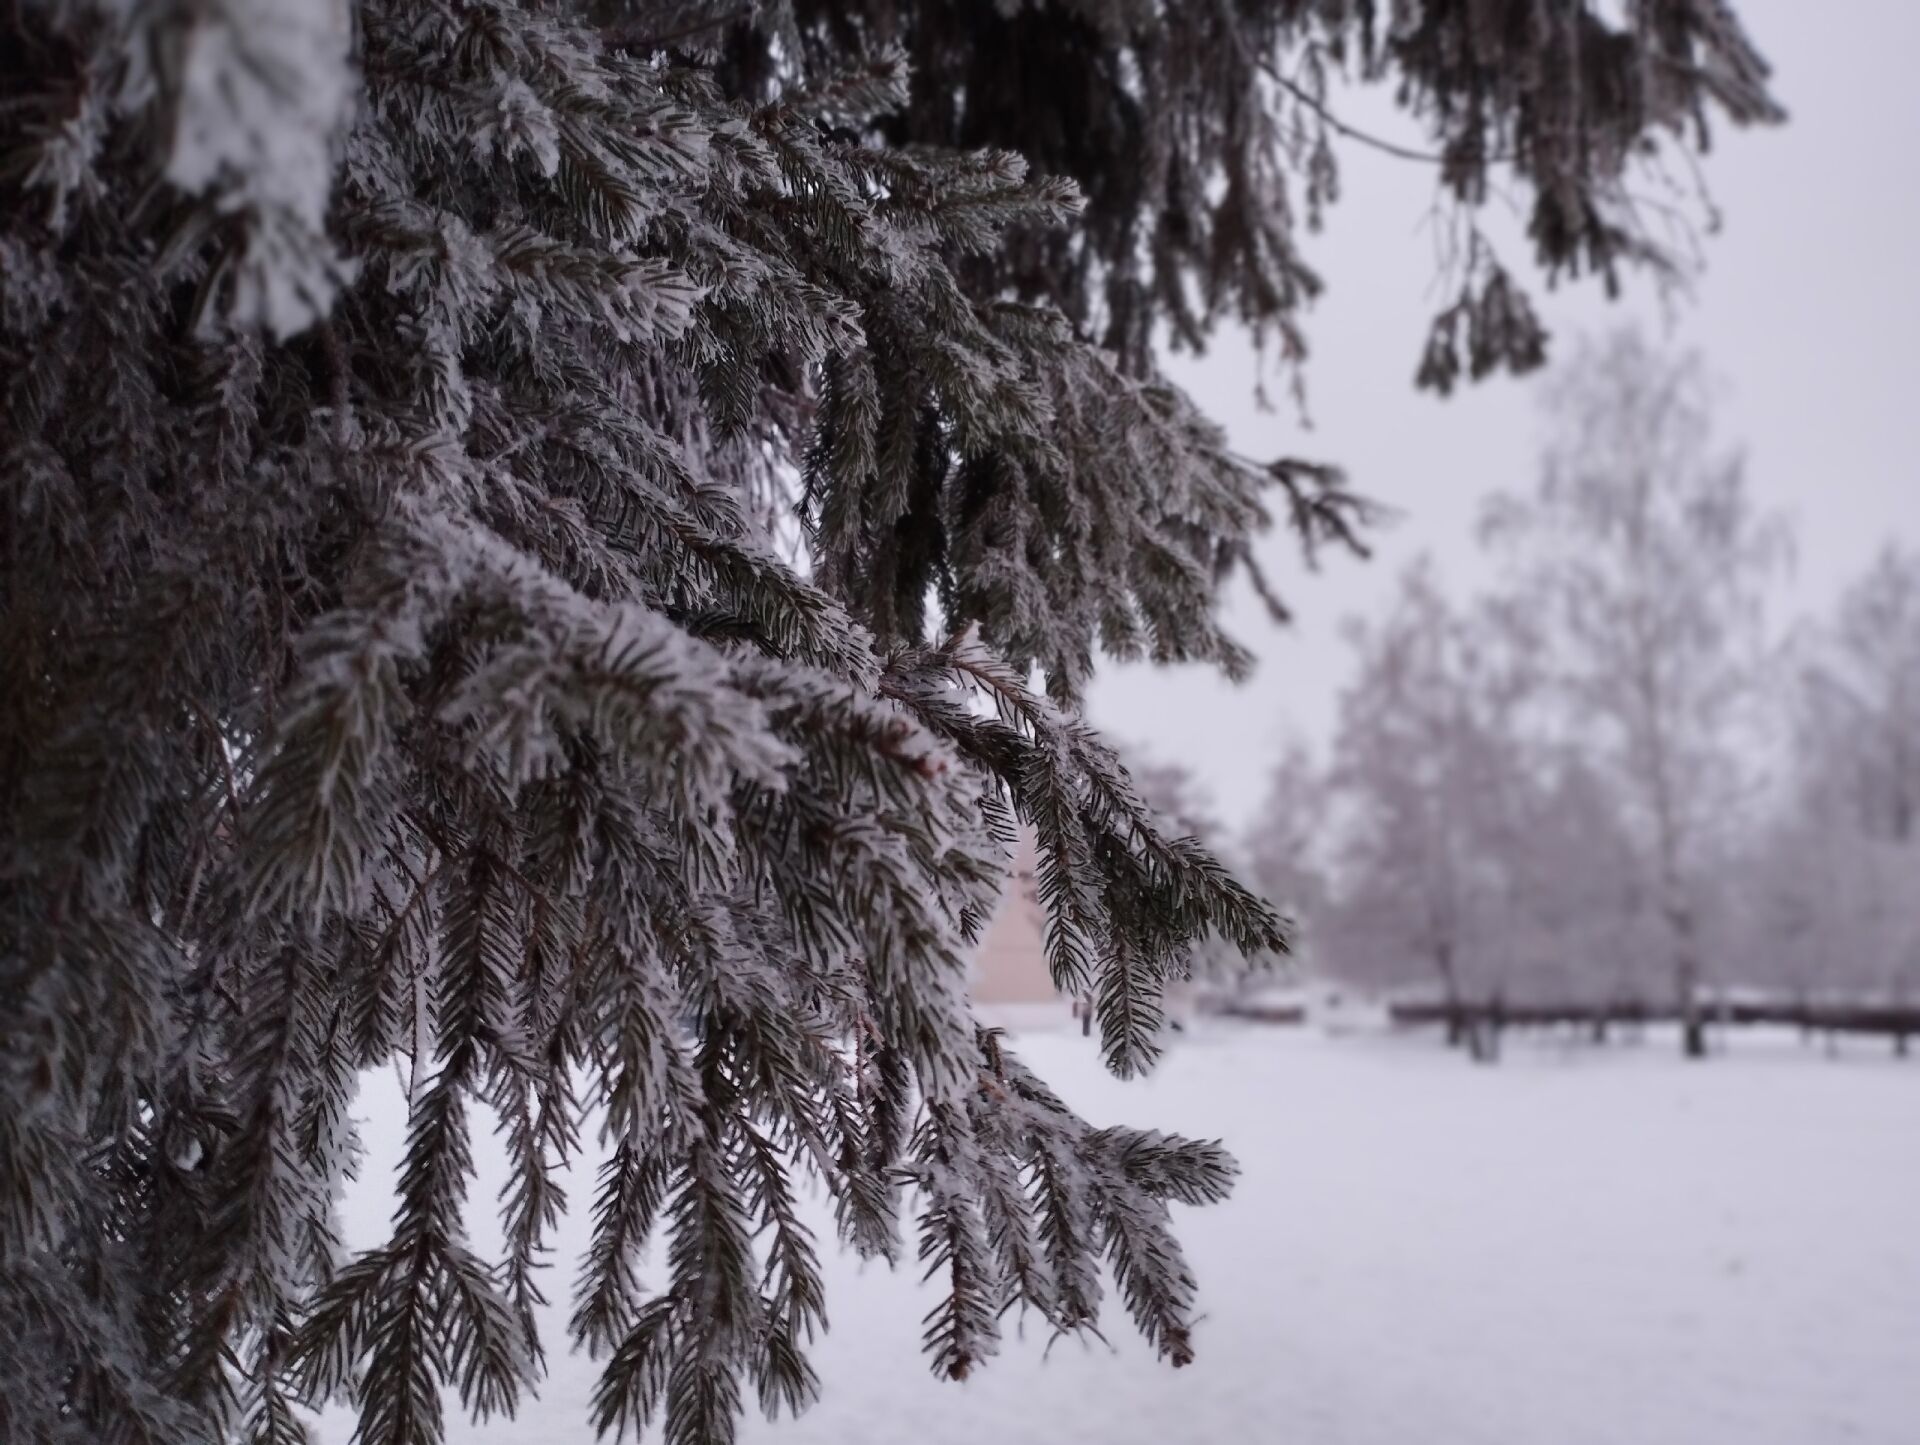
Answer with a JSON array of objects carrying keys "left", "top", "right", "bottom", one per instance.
[
  {"left": 970, "top": 832, "right": 1215, "bottom": 1035},
  {"left": 969, "top": 831, "right": 1066, "bottom": 1009}
]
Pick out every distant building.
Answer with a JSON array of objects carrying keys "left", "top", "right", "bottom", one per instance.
[
  {"left": 969, "top": 832, "right": 1219, "bottom": 1034},
  {"left": 969, "top": 832, "right": 1074, "bottom": 1030}
]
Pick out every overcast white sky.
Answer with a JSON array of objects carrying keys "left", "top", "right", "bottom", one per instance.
[{"left": 1087, "top": 0, "right": 1920, "bottom": 830}]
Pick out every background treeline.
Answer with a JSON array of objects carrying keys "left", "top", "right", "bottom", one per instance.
[{"left": 1224, "top": 330, "right": 1920, "bottom": 1057}]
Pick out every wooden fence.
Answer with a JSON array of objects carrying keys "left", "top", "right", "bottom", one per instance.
[{"left": 1386, "top": 997, "right": 1919, "bottom": 1053}]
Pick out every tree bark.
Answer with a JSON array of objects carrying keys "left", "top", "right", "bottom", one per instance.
[
  {"left": 1670, "top": 902, "right": 1707, "bottom": 1060},
  {"left": 1435, "top": 941, "right": 1465, "bottom": 1048},
  {"left": 1681, "top": 1010, "right": 1707, "bottom": 1059}
]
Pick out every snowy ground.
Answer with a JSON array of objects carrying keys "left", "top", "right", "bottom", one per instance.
[{"left": 337, "top": 1027, "right": 1919, "bottom": 1445}]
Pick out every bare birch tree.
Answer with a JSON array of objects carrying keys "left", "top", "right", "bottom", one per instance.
[
  {"left": 1801, "top": 546, "right": 1920, "bottom": 845},
  {"left": 1316, "top": 561, "right": 1529, "bottom": 1048},
  {"left": 1737, "top": 548, "right": 1920, "bottom": 1015},
  {"left": 1480, "top": 331, "right": 1790, "bottom": 1057}
]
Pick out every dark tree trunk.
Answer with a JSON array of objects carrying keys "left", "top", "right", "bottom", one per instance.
[
  {"left": 1682, "top": 1011, "right": 1708, "bottom": 1059},
  {"left": 1666, "top": 882, "right": 1706, "bottom": 1060},
  {"left": 1465, "top": 1015, "right": 1492, "bottom": 1064},
  {"left": 1463, "top": 998, "right": 1503, "bottom": 1065},
  {"left": 1435, "top": 941, "right": 1464, "bottom": 1048}
]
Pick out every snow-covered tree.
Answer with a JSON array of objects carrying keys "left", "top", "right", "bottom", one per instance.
[
  {"left": 1243, "top": 738, "right": 1331, "bottom": 952},
  {"left": 1799, "top": 546, "right": 1920, "bottom": 846},
  {"left": 1127, "top": 752, "right": 1227, "bottom": 845},
  {"left": 1494, "top": 744, "right": 1656, "bottom": 1016},
  {"left": 1307, "top": 558, "right": 1659, "bottom": 1045},
  {"left": 1, "top": 4, "right": 1779, "bottom": 1441},
  {"left": 1732, "top": 550, "right": 1920, "bottom": 1006},
  {"left": 1731, "top": 811, "right": 1918, "bottom": 1010},
  {"left": 1479, "top": 330, "right": 1791, "bottom": 1057},
  {"left": 1314, "top": 562, "right": 1525, "bottom": 1035}
]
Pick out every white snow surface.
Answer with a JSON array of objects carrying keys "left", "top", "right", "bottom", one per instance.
[{"left": 336, "top": 1028, "right": 1919, "bottom": 1444}]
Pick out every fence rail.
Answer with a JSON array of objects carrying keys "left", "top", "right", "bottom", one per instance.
[{"left": 1385, "top": 997, "right": 1920, "bottom": 1045}]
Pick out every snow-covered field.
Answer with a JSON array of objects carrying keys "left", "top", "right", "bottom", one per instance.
[{"left": 338, "top": 1027, "right": 1919, "bottom": 1445}]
